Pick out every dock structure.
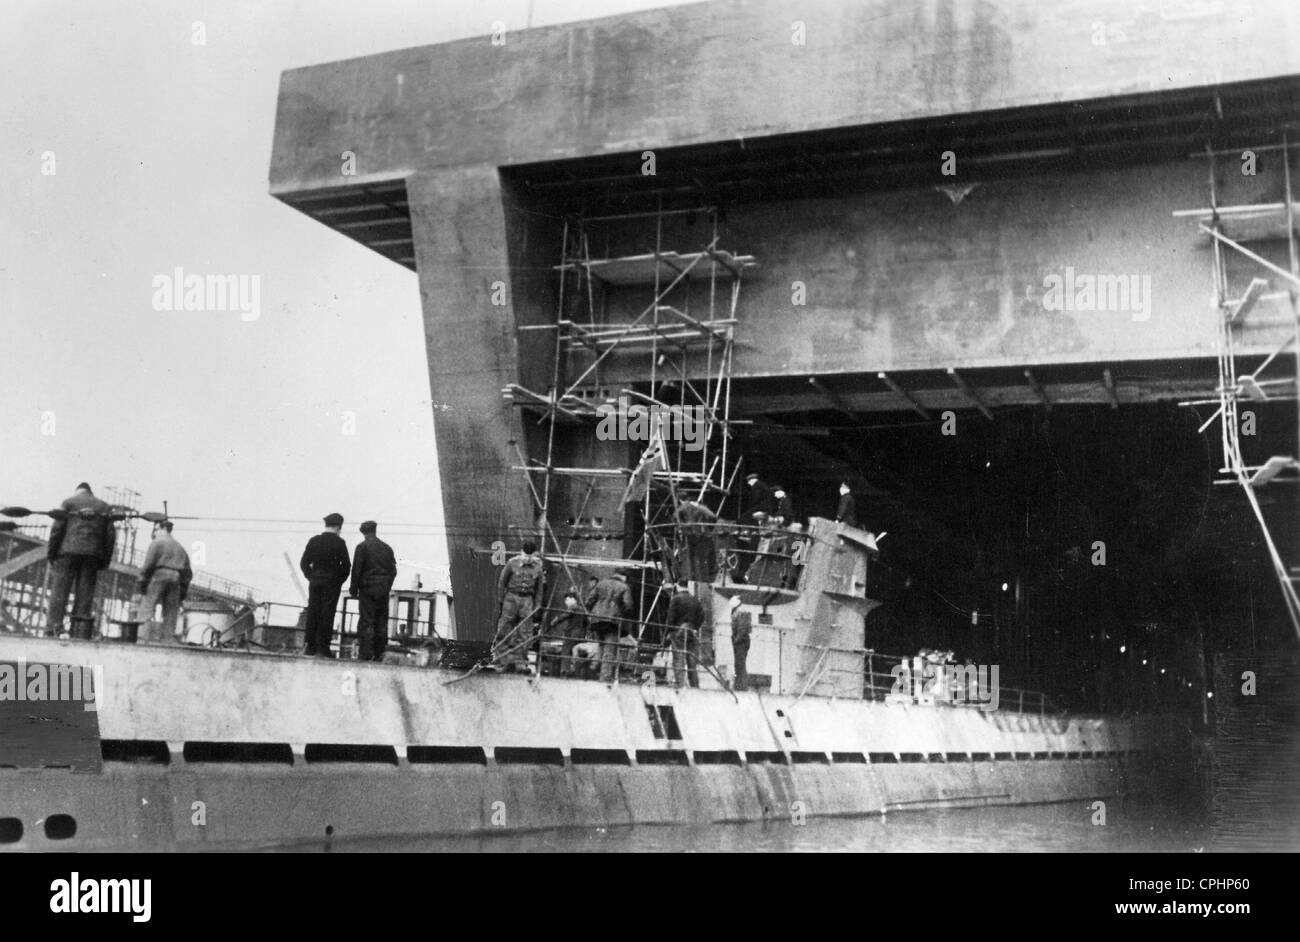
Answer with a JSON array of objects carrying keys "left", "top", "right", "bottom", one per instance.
[{"left": 270, "top": 0, "right": 1300, "bottom": 643}]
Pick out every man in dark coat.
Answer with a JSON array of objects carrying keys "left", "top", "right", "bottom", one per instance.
[
  {"left": 300, "top": 513, "right": 350, "bottom": 657},
  {"left": 585, "top": 571, "right": 633, "bottom": 682},
  {"left": 348, "top": 520, "right": 397, "bottom": 662},
  {"left": 46, "top": 482, "right": 116, "bottom": 638},
  {"left": 665, "top": 579, "right": 706, "bottom": 688},
  {"left": 730, "top": 596, "right": 752, "bottom": 691},
  {"left": 836, "top": 481, "right": 857, "bottom": 527},
  {"left": 744, "top": 473, "right": 774, "bottom": 522}
]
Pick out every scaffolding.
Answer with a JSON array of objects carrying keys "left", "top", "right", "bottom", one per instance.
[
  {"left": 1174, "top": 138, "right": 1300, "bottom": 641},
  {"left": 503, "top": 203, "right": 756, "bottom": 626}
]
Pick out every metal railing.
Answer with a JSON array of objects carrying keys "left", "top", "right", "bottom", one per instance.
[{"left": 860, "top": 649, "right": 1062, "bottom": 715}]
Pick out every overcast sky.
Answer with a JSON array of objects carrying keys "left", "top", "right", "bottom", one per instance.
[{"left": 1, "top": 0, "right": 696, "bottom": 607}]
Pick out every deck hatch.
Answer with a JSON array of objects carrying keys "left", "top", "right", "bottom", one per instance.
[
  {"left": 183, "top": 742, "right": 293, "bottom": 764},
  {"left": 635, "top": 749, "right": 689, "bottom": 766},
  {"left": 304, "top": 744, "right": 399, "bottom": 765},
  {"left": 693, "top": 750, "right": 744, "bottom": 765},
  {"left": 408, "top": 745, "right": 488, "bottom": 765},
  {"left": 0, "top": 818, "right": 21, "bottom": 844},
  {"left": 101, "top": 740, "right": 170, "bottom": 765},
  {"left": 570, "top": 748, "right": 632, "bottom": 765},
  {"left": 494, "top": 747, "right": 565, "bottom": 766}
]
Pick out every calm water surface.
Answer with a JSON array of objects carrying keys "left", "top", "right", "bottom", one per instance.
[{"left": 280, "top": 798, "right": 1241, "bottom": 853}]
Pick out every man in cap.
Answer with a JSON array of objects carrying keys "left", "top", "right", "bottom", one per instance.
[
  {"left": 836, "top": 481, "right": 857, "bottom": 528},
  {"left": 665, "top": 579, "right": 706, "bottom": 689},
  {"left": 348, "top": 520, "right": 397, "bottom": 662},
  {"left": 730, "top": 596, "right": 752, "bottom": 691},
  {"left": 493, "top": 539, "right": 545, "bottom": 671},
  {"left": 739, "top": 473, "right": 774, "bottom": 582},
  {"left": 299, "top": 513, "right": 350, "bottom": 657},
  {"left": 46, "top": 482, "right": 116, "bottom": 638},
  {"left": 744, "top": 473, "right": 774, "bottom": 522},
  {"left": 543, "top": 590, "right": 587, "bottom": 676},
  {"left": 771, "top": 485, "right": 794, "bottom": 527},
  {"left": 137, "top": 519, "right": 192, "bottom": 644},
  {"left": 585, "top": 569, "right": 634, "bottom": 683}
]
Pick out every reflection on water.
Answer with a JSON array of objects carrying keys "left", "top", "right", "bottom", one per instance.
[{"left": 282, "top": 798, "right": 1252, "bottom": 853}]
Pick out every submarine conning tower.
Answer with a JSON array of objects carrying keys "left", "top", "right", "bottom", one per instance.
[{"left": 707, "top": 516, "right": 881, "bottom": 700}]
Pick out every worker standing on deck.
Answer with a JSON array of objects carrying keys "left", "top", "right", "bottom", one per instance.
[
  {"left": 544, "top": 591, "right": 586, "bottom": 676},
  {"left": 493, "top": 540, "right": 544, "bottom": 672},
  {"left": 666, "top": 579, "right": 705, "bottom": 689},
  {"left": 348, "top": 520, "right": 397, "bottom": 662},
  {"left": 585, "top": 570, "right": 633, "bottom": 683},
  {"left": 730, "top": 596, "right": 751, "bottom": 691},
  {"left": 137, "top": 520, "right": 192, "bottom": 644},
  {"left": 299, "top": 513, "right": 350, "bottom": 657},
  {"left": 45, "top": 482, "right": 116, "bottom": 639},
  {"left": 836, "top": 481, "right": 857, "bottom": 528}
]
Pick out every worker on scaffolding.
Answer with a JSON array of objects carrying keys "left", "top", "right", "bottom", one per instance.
[
  {"left": 543, "top": 590, "right": 587, "bottom": 676},
  {"left": 585, "top": 569, "right": 633, "bottom": 683},
  {"left": 45, "top": 482, "right": 117, "bottom": 639},
  {"left": 492, "top": 539, "right": 545, "bottom": 672},
  {"left": 666, "top": 578, "right": 705, "bottom": 688},
  {"left": 675, "top": 498, "right": 718, "bottom": 582},
  {"left": 137, "top": 519, "right": 192, "bottom": 644}
]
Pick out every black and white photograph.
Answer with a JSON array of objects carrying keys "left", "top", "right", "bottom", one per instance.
[{"left": 1, "top": 0, "right": 1297, "bottom": 888}]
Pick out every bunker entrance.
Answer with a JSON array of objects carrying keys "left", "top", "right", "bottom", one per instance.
[{"left": 731, "top": 391, "right": 1298, "bottom": 714}]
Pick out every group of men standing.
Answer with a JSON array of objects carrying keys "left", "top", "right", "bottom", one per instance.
[
  {"left": 42, "top": 487, "right": 399, "bottom": 658},
  {"left": 744, "top": 474, "right": 858, "bottom": 529},
  {"left": 491, "top": 542, "right": 737, "bottom": 689},
  {"left": 299, "top": 513, "right": 397, "bottom": 660},
  {"left": 44, "top": 482, "right": 194, "bottom": 643}
]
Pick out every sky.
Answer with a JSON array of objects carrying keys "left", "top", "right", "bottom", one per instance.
[{"left": 1, "top": 0, "right": 697, "bottom": 607}]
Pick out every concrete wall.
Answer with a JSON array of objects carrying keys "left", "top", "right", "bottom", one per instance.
[
  {"left": 270, "top": 0, "right": 1300, "bottom": 188},
  {"left": 593, "top": 160, "right": 1297, "bottom": 382}
]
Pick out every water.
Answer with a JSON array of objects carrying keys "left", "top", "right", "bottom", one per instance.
[{"left": 281, "top": 798, "right": 1229, "bottom": 853}]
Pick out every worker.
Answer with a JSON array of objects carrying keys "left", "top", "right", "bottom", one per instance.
[
  {"left": 45, "top": 482, "right": 116, "bottom": 639},
  {"left": 348, "top": 520, "right": 397, "bottom": 662},
  {"left": 836, "top": 481, "right": 857, "bottom": 527},
  {"left": 744, "top": 473, "right": 774, "bottom": 522},
  {"left": 772, "top": 485, "right": 794, "bottom": 527},
  {"left": 740, "top": 473, "right": 774, "bottom": 581},
  {"left": 545, "top": 591, "right": 587, "bottom": 676},
  {"left": 675, "top": 498, "right": 719, "bottom": 582},
  {"left": 137, "top": 519, "right": 192, "bottom": 644},
  {"left": 730, "top": 596, "right": 752, "bottom": 691},
  {"left": 665, "top": 579, "right": 705, "bottom": 689},
  {"left": 493, "top": 539, "right": 545, "bottom": 672},
  {"left": 299, "top": 512, "right": 350, "bottom": 657},
  {"left": 585, "top": 570, "right": 633, "bottom": 683}
]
